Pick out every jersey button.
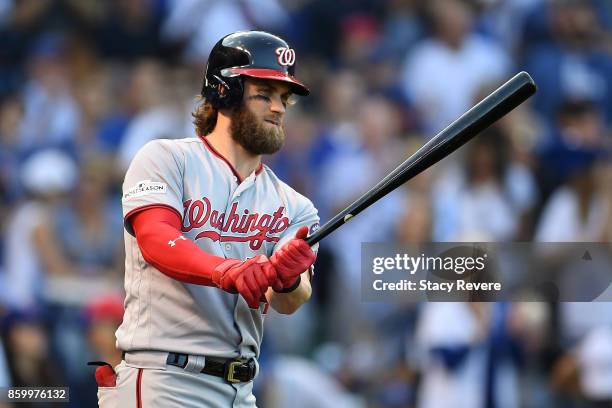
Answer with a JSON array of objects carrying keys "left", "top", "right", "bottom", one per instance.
[{"left": 224, "top": 243, "right": 231, "bottom": 251}]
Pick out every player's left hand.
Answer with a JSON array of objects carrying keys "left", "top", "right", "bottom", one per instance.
[{"left": 270, "top": 226, "right": 316, "bottom": 290}]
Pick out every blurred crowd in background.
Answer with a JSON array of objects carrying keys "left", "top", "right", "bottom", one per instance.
[{"left": 0, "top": 0, "right": 611, "bottom": 407}]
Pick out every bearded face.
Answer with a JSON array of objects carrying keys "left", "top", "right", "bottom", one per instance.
[{"left": 229, "top": 101, "right": 285, "bottom": 155}]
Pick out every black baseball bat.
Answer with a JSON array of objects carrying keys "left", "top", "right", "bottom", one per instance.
[{"left": 306, "top": 71, "right": 537, "bottom": 246}]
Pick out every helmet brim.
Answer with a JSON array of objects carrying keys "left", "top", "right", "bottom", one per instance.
[{"left": 225, "top": 68, "right": 310, "bottom": 96}]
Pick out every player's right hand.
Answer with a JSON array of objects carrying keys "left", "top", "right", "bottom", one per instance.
[
  {"left": 270, "top": 226, "right": 316, "bottom": 289},
  {"left": 212, "top": 255, "right": 278, "bottom": 308}
]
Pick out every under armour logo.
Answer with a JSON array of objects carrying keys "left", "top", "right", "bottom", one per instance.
[
  {"left": 168, "top": 235, "right": 187, "bottom": 247},
  {"left": 275, "top": 47, "right": 296, "bottom": 67}
]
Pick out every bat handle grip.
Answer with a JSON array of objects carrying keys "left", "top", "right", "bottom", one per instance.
[
  {"left": 305, "top": 235, "right": 316, "bottom": 247},
  {"left": 305, "top": 230, "right": 323, "bottom": 247}
]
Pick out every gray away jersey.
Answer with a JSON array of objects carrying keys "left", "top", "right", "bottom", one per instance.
[{"left": 116, "top": 137, "right": 319, "bottom": 359}]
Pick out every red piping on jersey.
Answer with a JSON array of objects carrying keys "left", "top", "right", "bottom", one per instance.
[
  {"left": 199, "top": 136, "right": 264, "bottom": 182},
  {"left": 124, "top": 204, "right": 183, "bottom": 236},
  {"left": 136, "top": 368, "right": 143, "bottom": 408}
]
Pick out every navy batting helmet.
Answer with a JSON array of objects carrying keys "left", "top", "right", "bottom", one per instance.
[{"left": 202, "top": 30, "right": 309, "bottom": 109}]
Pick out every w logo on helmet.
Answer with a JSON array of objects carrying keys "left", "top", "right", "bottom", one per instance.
[{"left": 275, "top": 47, "right": 296, "bottom": 67}]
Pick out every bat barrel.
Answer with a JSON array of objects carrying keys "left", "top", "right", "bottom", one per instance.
[{"left": 306, "top": 71, "right": 536, "bottom": 246}]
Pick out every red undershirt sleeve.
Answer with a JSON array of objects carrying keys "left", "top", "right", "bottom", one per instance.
[{"left": 130, "top": 206, "right": 227, "bottom": 286}]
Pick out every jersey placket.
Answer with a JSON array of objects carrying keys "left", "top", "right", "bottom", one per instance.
[
  {"left": 220, "top": 175, "right": 256, "bottom": 257},
  {"left": 226, "top": 173, "right": 265, "bottom": 362}
]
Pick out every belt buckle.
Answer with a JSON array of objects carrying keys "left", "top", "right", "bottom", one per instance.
[{"left": 225, "top": 361, "right": 242, "bottom": 383}]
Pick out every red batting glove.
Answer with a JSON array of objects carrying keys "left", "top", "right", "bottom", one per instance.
[
  {"left": 94, "top": 365, "right": 117, "bottom": 387},
  {"left": 213, "top": 255, "right": 271, "bottom": 309},
  {"left": 270, "top": 226, "right": 317, "bottom": 290},
  {"left": 260, "top": 258, "right": 285, "bottom": 293}
]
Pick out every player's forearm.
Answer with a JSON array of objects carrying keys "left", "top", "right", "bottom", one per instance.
[
  {"left": 135, "top": 221, "right": 215, "bottom": 286},
  {"left": 266, "top": 270, "right": 312, "bottom": 314},
  {"left": 132, "top": 209, "right": 222, "bottom": 286}
]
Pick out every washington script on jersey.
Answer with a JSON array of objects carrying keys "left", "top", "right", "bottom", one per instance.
[{"left": 182, "top": 197, "right": 290, "bottom": 250}]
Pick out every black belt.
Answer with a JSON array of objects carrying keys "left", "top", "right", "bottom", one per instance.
[{"left": 166, "top": 352, "right": 256, "bottom": 383}]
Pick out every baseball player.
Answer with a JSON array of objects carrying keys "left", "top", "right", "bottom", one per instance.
[{"left": 93, "top": 31, "right": 319, "bottom": 407}]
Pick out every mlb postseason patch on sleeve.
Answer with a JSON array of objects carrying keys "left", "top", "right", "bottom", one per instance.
[{"left": 123, "top": 180, "right": 168, "bottom": 201}]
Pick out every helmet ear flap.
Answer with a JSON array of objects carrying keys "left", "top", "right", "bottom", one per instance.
[{"left": 202, "top": 74, "right": 244, "bottom": 109}]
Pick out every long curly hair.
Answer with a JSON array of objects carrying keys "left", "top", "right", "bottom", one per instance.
[{"left": 192, "top": 97, "right": 218, "bottom": 136}]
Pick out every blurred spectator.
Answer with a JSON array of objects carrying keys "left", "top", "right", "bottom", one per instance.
[
  {"left": 380, "top": 0, "right": 423, "bottom": 60},
  {"left": 0, "top": 0, "right": 72, "bottom": 35},
  {"left": 117, "top": 59, "right": 185, "bottom": 169},
  {"left": 474, "top": 82, "right": 543, "bottom": 167},
  {"left": 412, "top": 303, "right": 489, "bottom": 408},
  {"left": 0, "top": 0, "right": 56, "bottom": 96},
  {"left": 319, "top": 96, "right": 408, "bottom": 341},
  {"left": 536, "top": 140, "right": 612, "bottom": 407},
  {"left": 262, "top": 356, "right": 366, "bottom": 408},
  {"left": 18, "top": 33, "right": 79, "bottom": 153},
  {"left": 72, "top": 67, "right": 130, "bottom": 156},
  {"left": 552, "top": 314, "right": 612, "bottom": 407},
  {"left": 339, "top": 324, "right": 417, "bottom": 407},
  {"left": 0, "top": 94, "right": 24, "bottom": 204},
  {"left": 433, "top": 128, "right": 537, "bottom": 241},
  {"left": 487, "top": 91, "right": 544, "bottom": 239},
  {"left": 1, "top": 310, "right": 65, "bottom": 408},
  {"left": 280, "top": 0, "right": 378, "bottom": 59},
  {"left": 573, "top": 327, "right": 612, "bottom": 404},
  {"left": 482, "top": 303, "right": 525, "bottom": 408},
  {"left": 268, "top": 107, "right": 319, "bottom": 195},
  {"left": 0, "top": 337, "right": 8, "bottom": 387},
  {"left": 1, "top": 149, "right": 78, "bottom": 310},
  {"left": 537, "top": 99, "right": 608, "bottom": 201},
  {"left": 309, "top": 69, "right": 364, "bottom": 199},
  {"left": 170, "top": 65, "right": 205, "bottom": 140},
  {"left": 523, "top": 0, "right": 612, "bottom": 125},
  {"left": 161, "top": 0, "right": 289, "bottom": 64},
  {"left": 476, "top": 0, "right": 544, "bottom": 54},
  {"left": 534, "top": 150, "right": 608, "bottom": 242},
  {"left": 30, "top": 157, "right": 124, "bottom": 406},
  {"left": 400, "top": 0, "right": 510, "bottom": 134},
  {"left": 337, "top": 14, "right": 381, "bottom": 69},
  {"left": 506, "top": 301, "right": 552, "bottom": 395},
  {"left": 393, "top": 152, "right": 436, "bottom": 245},
  {"left": 395, "top": 190, "right": 433, "bottom": 244},
  {"left": 52, "top": 156, "right": 123, "bottom": 279},
  {"left": 412, "top": 303, "right": 533, "bottom": 408},
  {"left": 263, "top": 302, "right": 318, "bottom": 355},
  {"left": 69, "top": 0, "right": 165, "bottom": 60},
  {"left": 84, "top": 294, "right": 124, "bottom": 368}
]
